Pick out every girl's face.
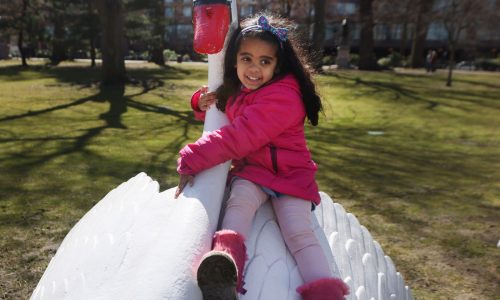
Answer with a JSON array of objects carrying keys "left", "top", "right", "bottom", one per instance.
[{"left": 235, "top": 37, "right": 278, "bottom": 90}]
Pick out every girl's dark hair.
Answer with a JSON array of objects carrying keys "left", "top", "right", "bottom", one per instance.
[{"left": 216, "top": 13, "right": 323, "bottom": 126}]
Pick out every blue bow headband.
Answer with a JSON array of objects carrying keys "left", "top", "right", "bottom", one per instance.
[{"left": 241, "top": 16, "right": 288, "bottom": 43}]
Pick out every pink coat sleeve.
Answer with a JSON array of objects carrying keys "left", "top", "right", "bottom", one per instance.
[
  {"left": 177, "top": 84, "right": 304, "bottom": 175},
  {"left": 190, "top": 90, "right": 206, "bottom": 121}
]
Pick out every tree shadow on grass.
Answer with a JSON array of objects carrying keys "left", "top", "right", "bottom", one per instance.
[
  {"left": 309, "top": 122, "right": 500, "bottom": 298},
  {"left": 0, "top": 63, "right": 194, "bottom": 84},
  {"left": 1, "top": 80, "right": 196, "bottom": 165},
  {"left": 452, "top": 77, "right": 500, "bottom": 89},
  {"left": 328, "top": 72, "right": 442, "bottom": 110},
  {"left": 327, "top": 72, "right": 500, "bottom": 112},
  {"left": 308, "top": 123, "right": 499, "bottom": 235},
  {"left": 0, "top": 66, "right": 201, "bottom": 227}
]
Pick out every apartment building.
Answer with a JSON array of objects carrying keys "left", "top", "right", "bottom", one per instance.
[
  {"left": 165, "top": 0, "right": 362, "bottom": 54},
  {"left": 165, "top": 0, "right": 499, "bottom": 58}
]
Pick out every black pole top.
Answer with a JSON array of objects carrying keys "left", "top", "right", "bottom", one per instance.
[{"left": 193, "top": 0, "right": 231, "bottom": 6}]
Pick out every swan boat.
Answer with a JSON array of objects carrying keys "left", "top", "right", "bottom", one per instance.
[{"left": 31, "top": 1, "right": 413, "bottom": 299}]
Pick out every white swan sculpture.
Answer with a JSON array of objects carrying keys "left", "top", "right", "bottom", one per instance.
[{"left": 31, "top": 1, "right": 413, "bottom": 299}]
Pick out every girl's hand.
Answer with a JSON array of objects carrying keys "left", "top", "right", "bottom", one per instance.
[
  {"left": 175, "top": 174, "right": 195, "bottom": 199},
  {"left": 199, "top": 86, "right": 217, "bottom": 111}
]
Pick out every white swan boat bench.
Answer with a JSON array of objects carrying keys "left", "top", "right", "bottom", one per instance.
[{"left": 31, "top": 173, "right": 413, "bottom": 300}]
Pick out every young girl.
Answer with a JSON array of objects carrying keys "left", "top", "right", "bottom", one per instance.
[{"left": 175, "top": 14, "right": 349, "bottom": 300}]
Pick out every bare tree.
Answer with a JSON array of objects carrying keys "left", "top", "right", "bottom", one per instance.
[
  {"left": 374, "top": 0, "right": 412, "bottom": 56},
  {"left": 437, "top": 0, "right": 486, "bottom": 86},
  {"left": 48, "top": 0, "right": 67, "bottom": 65},
  {"left": 93, "top": 0, "right": 127, "bottom": 85},
  {"left": 86, "top": 0, "right": 98, "bottom": 68},
  {"left": 358, "top": 0, "right": 378, "bottom": 70},
  {"left": 149, "top": 0, "right": 166, "bottom": 65},
  {"left": 409, "top": 0, "right": 435, "bottom": 68},
  {"left": 311, "top": 0, "right": 327, "bottom": 71},
  {"left": 0, "top": 0, "right": 32, "bottom": 66},
  {"left": 18, "top": 0, "right": 30, "bottom": 66}
]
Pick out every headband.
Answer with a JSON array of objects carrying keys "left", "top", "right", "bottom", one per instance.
[{"left": 241, "top": 16, "right": 288, "bottom": 43}]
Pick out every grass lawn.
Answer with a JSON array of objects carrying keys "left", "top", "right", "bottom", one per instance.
[{"left": 0, "top": 60, "right": 499, "bottom": 299}]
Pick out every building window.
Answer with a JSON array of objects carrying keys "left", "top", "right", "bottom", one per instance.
[
  {"left": 183, "top": 6, "right": 191, "bottom": 17},
  {"left": 177, "top": 24, "right": 193, "bottom": 39},
  {"left": 325, "top": 24, "right": 335, "bottom": 40},
  {"left": 351, "top": 23, "right": 360, "bottom": 40},
  {"left": 374, "top": 24, "right": 390, "bottom": 40},
  {"left": 336, "top": 3, "right": 357, "bottom": 15},
  {"left": 165, "top": 7, "right": 174, "bottom": 18},
  {"left": 391, "top": 24, "right": 402, "bottom": 40},
  {"left": 240, "top": 5, "right": 254, "bottom": 16},
  {"left": 427, "top": 22, "right": 448, "bottom": 41}
]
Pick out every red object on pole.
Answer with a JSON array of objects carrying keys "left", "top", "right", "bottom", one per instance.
[{"left": 193, "top": 0, "right": 231, "bottom": 54}]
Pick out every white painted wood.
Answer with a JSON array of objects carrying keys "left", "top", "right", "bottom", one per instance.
[
  {"left": 346, "top": 239, "right": 365, "bottom": 291},
  {"left": 334, "top": 202, "right": 352, "bottom": 240},
  {"left": 362, "top": 253, "right": 378, "bottom": 300},
  {"left": 406, "top": 285, "right": 414, "bottom": 300},
  {"left": 374, "top": 241, "right": 388, "bottom": 276},
  {"left": 315, "top": 192, "right": 344, "bottom": 278},
  {"left": 347, "top": 213, "right": 364, "bottom": 254},
  {"left": 396, "top": 272, "right": 406, "bottom": 299},
  {"left": 378, "top": 272, "right": 388, "bottom": 300},
  {"left": 355, "top": 285, "right": 367, "bottom": 300},
  {"left": 385, "top": 255, "right": 399, "bottom": 296},
  {"left": 361, "top": 225, "right": 376, "bottom": 260}
]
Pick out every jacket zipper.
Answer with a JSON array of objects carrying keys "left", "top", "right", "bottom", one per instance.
[{"left": 270, "top": 145, "right": 278, "bottom": 173}]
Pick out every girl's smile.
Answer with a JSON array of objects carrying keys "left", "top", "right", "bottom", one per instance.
[{"left": 236, "top": 37, "right": 278, "bottom": 90}]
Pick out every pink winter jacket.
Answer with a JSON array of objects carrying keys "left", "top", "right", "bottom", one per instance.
[{"left": 177, "top": 74, "right": 320, "bottom": 204}]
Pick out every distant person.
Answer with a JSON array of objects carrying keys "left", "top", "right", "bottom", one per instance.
[
  {"left": 426, "top": 49, "right": 434, "bottom": 72},
  {"left": 431, "top": 50, "right": 437, "bottom": 72},
  {"left": 175, "top": 13, "right": 349, "bottom": 300}
]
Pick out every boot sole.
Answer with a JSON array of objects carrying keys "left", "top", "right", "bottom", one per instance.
[{"left": 197, "top": 251, "right": 238, "bottom": 300}]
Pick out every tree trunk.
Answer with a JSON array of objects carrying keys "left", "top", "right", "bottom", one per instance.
[
  {"left": 358, "top": 0, "right": 377, "bottom": 70},
  {"left": 304, "top": 1, "right": 314, "bottom": 40},
  {"left": 51, "top": 13, "right": 67, "bottom": 65},
  {"left": 150, "top": 0, "right": 166, "bottom": 66},
  {"left": 18, "top": 0, "right": 29, "bottom": 67},
  {"left": 409, "top": 0, "right": 433, "bottom": 68},
  {"left": 311, "top": 0, "right": 327, "bottom": 71},
  {"left": 446, "top": 43, "right": 455, "bottom": 87},
  {"left": 90, "top": 37, "right": 96, "bottom": 68},
  {"left": 94, "top": 0, "right": 127, "bottom": 85},
  {"left": 87, "top": 0, "right": 97, "bottom": 68},
  {"left": 399, "top": 22, "right": 407, "bottom": 56}
]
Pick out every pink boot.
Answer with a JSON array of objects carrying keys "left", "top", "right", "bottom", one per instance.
[
  {"left": 297, "top": 278, "right": 349, "bottom": 300},
  {"left": 197, "top": 230, "right": 248, "bottom": 299}
]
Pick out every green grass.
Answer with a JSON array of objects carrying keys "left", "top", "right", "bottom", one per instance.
[{"left": 1, "top": 60, "right": 499, "bottom": 299}]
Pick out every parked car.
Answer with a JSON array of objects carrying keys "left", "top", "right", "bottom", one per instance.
[{"left": 455, "top": 60, "right": 476, "bottom": 71}]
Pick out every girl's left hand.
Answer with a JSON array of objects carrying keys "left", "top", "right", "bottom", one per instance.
[
  {"left": 175, "top": 174, "right": 195, "bottom": 198},
  {"left": 199, "top": 86, "right": 217, "bottom": 111}
]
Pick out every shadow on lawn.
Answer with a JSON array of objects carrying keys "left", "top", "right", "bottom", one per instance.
[
  {"left": 0, "top": 63, "right": 193, "bottom": 84},
  {"left": 0, "top": 65, "right": 202, "bottom": 214},
  {"left": 0, "top": 82, "right": 196, "bottom": 163},
  {"left": 327, "top": 72, "right": 500, "bottom": 112},
  {"left": 308, "top": 122, "right": 499, "bottom": 234}
]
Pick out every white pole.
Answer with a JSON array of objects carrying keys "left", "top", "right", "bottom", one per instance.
[{"left": 162, "top": 1, "right": 239, "bottom": 298}]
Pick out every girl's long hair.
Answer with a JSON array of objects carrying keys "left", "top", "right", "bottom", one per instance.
[{"left": 216, "top": 13, "right": 323, "bottom": 126}]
